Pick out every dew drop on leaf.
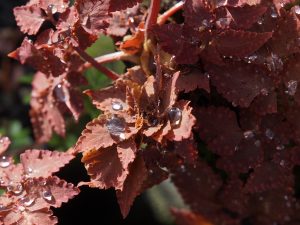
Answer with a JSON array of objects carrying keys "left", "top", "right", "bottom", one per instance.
[
  {"left": 0, "top": 204, "right": 6, "bottom": 212},
  {"left": 257, "top": 18, "right": 263, "bottom": 25},
  {"left": 18, "top": 206, "right": 25, "bottom": 212},
  {"left": 20, "top": 196, "right": 35, "bottom": 207},
  {"left": 47, "top": 4, "right": 57, "bottom": 14},
  {"left": 106, "top": 116, "right": 126, "bottom": 139},
  {"left": 168, "top": 107, "right": 182, "bottom": 126},
  {"left": 243, "top": 130, "right": 255, "bottom": 139},
  {"left": 254, "top": 140, "right": 261, "bottom": 147},
  {"left": 0, "top": 156, "right": 10, "bottom": 168},
  {"left": 276, "top": 144, "right": 285, "bottom": 151},
  {"left": 265, "top": 128, "right": 274, "bottom": 140},
  {"left": 270, "top": 7, "right": 278, "bottom": 18},
  {"left": 54, "top": 84, "right": 66, "bottom": 102},
  {"left": 216, "top": 18, "right": 230, "bottom": 29},
  {"left": 42, "top": 189, "right": 53, "bottom": 202},
  {"left": 294, "top": 6, "right": 300, "bottom": 15},
  {"left": 7, "top": 182, "right": 23, "bottom": 195},
  {"left": 260, "top": 88, "right": 269, "bottom": 96},
  {"left": 285, "top": 80, "right": 298, "bottom": 96},
  {"left": 112, "top": 101, "right": 123, "bottom": 111}
]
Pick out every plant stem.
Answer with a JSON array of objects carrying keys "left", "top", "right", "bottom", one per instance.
[
  {"left": 83, "top": 51, "right": 140, "bottom": 70},
  {"left": 145, "top": 0, "right": 162, "bottom": 38},
  {"left": 157, "top": 1, "right": 184, "bottom": 25},
  {"left": 74, "top": 46, "right": 119, "bottom": 80}
]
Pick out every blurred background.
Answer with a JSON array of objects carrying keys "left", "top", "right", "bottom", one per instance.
[{"left": 0, "top": 1, "right": 184, "bottom": 224}]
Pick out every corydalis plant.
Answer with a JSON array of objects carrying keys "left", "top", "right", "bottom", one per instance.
[
  {"left": 8, "top": 0, "right": 300, "bottom": 224},
  {"left": 0, "top": 136, "right": 79, "bottom": 225}
]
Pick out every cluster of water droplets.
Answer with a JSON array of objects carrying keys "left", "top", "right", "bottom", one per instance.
[
  {"left": 7, "top": 181, "right": 23, "bottom": 195},
  {"left": 168, "top": 107, "right": 182, "bottom": 126}
]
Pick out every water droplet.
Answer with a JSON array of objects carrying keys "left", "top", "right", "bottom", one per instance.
[
  {"left": 270, "top": 7, "right": 278, "bottom": 18},
  {"left": 0, "top": 204, "right": 6, "bottom": 211},
  {"left": 106, "top": 117, "right": 126, "bottom": 138},
  {"left": 180, "top": 165, "right": 186, "bottom": 172},
  {"left": 18, "top": 205, "right": 25, "bottom": 212},
  {"left": 276, "top": 144, "right": 285, "bottom": 151},
  {"left": 234, "top": 145, "right": 239, "bottom": 151},
  {"left": 42, "top": 190, "right": 53, "bottom": 201},
  {"left": 266, "top": 53, "right": 283, "bottom": 72},
  {"left": 254, "top": 140, "right": 261, "bottom": 147},
  {"left": 111, "top": 101, "right": 123, "bottom": 111},
  {"left": 246, "top": 54, "right": 258, "bottom": 63},
  {"left": 168, "top": 107, "right": 182, "bottom": 126},
  {"left": 294, "top": 5, "right": 300, "bottom": 15},
  {"left": 285, "top": 80, "right": 298, "bottom": 96},
  {"left": 265, "top": 128, "right": 274, "bottom": 140},
  {"left": 27, "top": 167, "right": 33, "bottom": 173},
  {"left": 216, "top": 0, "right": 228, "bottom": 7},
  {"left": 257, "top": 18, "right": 263, "bottom": 25},
  {"left": 216, "top": 18, "right": 230, "bottom": 29},
  {"left": 7, "top": 182, "right": 23, "bottom": 195},
  {"left": 280, "top": 160, "right": 285, "bottom": 167},
  {"left": 0, "top": 156, "right": 10, "bottom": 168},
  {"left": 47, "top": 4, "right": 57, "bottom": 14},
  {"left": 260, "top": 88, "right": 269, "bottom": 96},
  {"left": 54, "top": 84, "right": 66, "bottom": 102},
  {"left": 243, "top": 130, "right": 255, "bottom": 139},
  {"left": 20, "top": 196, "right": 35, "bottom": 207}
]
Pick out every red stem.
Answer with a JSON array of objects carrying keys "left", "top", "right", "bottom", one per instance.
[
  {"left": 157, "top": 1, "right": 184, "bottom": 25},
  {"left": 145, "top": 0, "right": 162, "bottom": 38},
  {"left": 74, "top": 47, "right": 119, "bottom": 80},
  {"left": 83, "top": 51, "right": 139, "bottom": 70}
]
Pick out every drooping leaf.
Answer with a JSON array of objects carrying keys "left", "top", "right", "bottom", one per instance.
[{"left": 116, "top": 154, "right": 147, "bottom": 218}]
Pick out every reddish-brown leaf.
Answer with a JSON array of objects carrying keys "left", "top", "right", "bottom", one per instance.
[
  {"left": 196, "top": 106, "right": 243, "bottom": 156},
  {"left": 20, "top": 150, "right": 74, "bottom": 178},
  {"left": 183, "top": 0, "right": 214, "bottom": 27},
  {"left": 119, "top": 23, "right": 144, "bottom": 55},
  {"left": 13, "top": 5, "right": 45, "bottom": 35},
  {"left": 244, "top": 162, "right": 294, "bottom": 193},
  {"left": 215, "top": 30, "right": 272, "bottom": 57},
  {"left": 206, "top": 62, "right": 273, "bottom": 107},
  {"left": 171, "top": 162, "right": 222, "bottom": 216},
  {"left": 4, "top": 209, "right": 58, "bottom": 225},
  {"left": 75, "top": 116, "right": 119, "bottom": 153},
  {"left": 217, "top": 138, "right": 263, "bottom": 174},
  {"left": 176, "top": 69, "right": 210, "bottom": 93},
  {"left": 81, "top": 141, "right": 136, "bottom": 190},
  {"left": 226, "top": 5, "right": 267, "bottom": 29},
  {"left": 75, "top": 0, "right": 110, "bottom": 34},
  {"left": 84, "top": 85, "right": 127, "bottom": 113},
  {"left": 116, "top": 154, "right": 147, "bottom": 218},
  {"left": 108, "top": 0, "right": 142, "bottom": 12},
  {"left": 10, "top": 39, "right": 66, "bottom": 77}
]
